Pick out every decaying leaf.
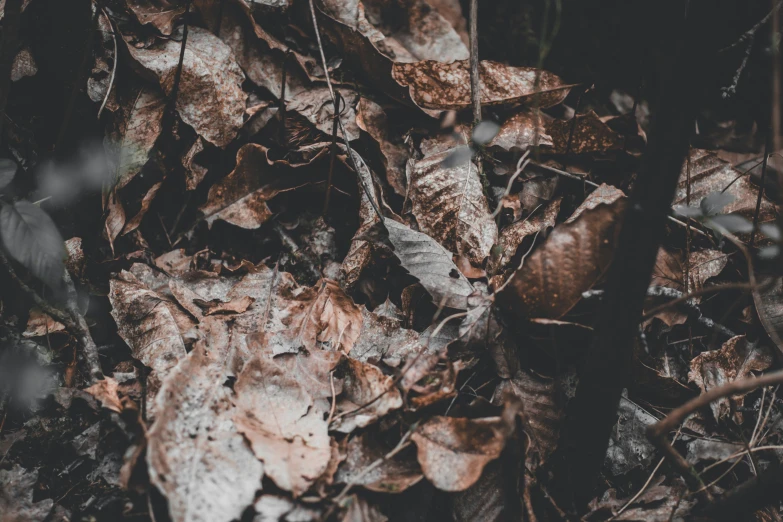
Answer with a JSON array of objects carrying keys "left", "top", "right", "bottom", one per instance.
[
  {"left": 233, "top": 350, "right": 332, "bottom": 496},
  {"left": 199, "top": 144, "right": 313, "bottom": 229},
  {"left": 488, "top": 111, "right": 552, "bottom": 152},
  {"left": 495, "top": 369, "right": 563, "bottom": 465},
  {"left": 111, "top": 86, "right": 166, "bottom": 190},
  {"left": 125, "top": 0, "right": 186, "bottom": 35},
  {"left": 356, "top": 98, "right": 409, "bottom": 195},
  {"left": 350, "top": 308, "right": 422, "bottom": 368},
  {"left": 496, "top": 198, "right": 625, "bottom": 320},
  {"left": 544, "top": 110, "right": 623, "bottom": 155},
  {"left": 124, "top": 26, "right": 246, "bottom": 147},
  {"left": 408, "top": 149, "right": 498, "bottom": 266},
  {"left": 488, "top": 197, "right": 561, "bottom": 276},
  {"left": 411, "top": 415, "right": 509, "bottom": 491},
  {"left": 384, "top": 218, "right": 474, "bottom": 310},
  {"left": 688, "top": 335, "right": 773, "bottom": 422},
  {"left": 648, "top": 247, "right": 728, "bottom": 326},
  {"left": 0, "top": 465, "right": 54, "bottom": 522},
  {"left": 342, "top": 149, "right": 382, "bottom": 290},
  {"left": 23, "top": 308, "right": 65, "bottom": 338},
  {"left": 109, "top": 270, "right": 189, "bottom": 405},
  {"left": 333, "top": 358, "right": 403, "bottom": 433},
  {"left": 335, "top": 433, "right": 423, "bottom": 493},
  {"left": 392, "top": 60, "right": 572, "bottom": 112},
  {"left": 147, "top": 319, "right": 263, "bottom": 522},
  {"left": 672, "top": 149, "right": 776, "bottom": 228},
  {"left": 604, "top": 394, "right": 657, "bottom": 475},
  {"left": 341, "top": 495, "right": 388, "bottom": 522},
  {"left": 755, "top": 276, "right": 783, "bottom": 354},
  {"left": 584, "top": 481, "right": 693, "bottom": 521}
]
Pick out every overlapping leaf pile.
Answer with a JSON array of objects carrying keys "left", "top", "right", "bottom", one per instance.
[{"left": 3, "top": 0, "right": 783, "bottom": 521}]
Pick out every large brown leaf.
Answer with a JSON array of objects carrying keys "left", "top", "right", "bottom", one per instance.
[
  {"left": 688, "top": 335, "right": 772, "bottom": 423},
  {"left": 233, "top": 350, "right": 332, "bottom": 496},
  {"left": 673, "top": 148, "right": 776, "bottom": 226},
  {"left": 411, "top": 415, "right": 509, "bottom": 491},
  {"left": 147, "top": 319, "right": 263, "bottom": 522},
  {"left": 198, "top": 144, "right": 313, "bottom": 229},
  {"left": 124, "top": 26, "right": 246, "bottom": 147},
  {"left": 335, "top": 433, "right": 423, "bottom": 493},
  {"left": 392, "top": 60, "right": 572, "bottom": 112},
  {"left": 408, "top": 149, "right": 498, "bottom": 266},
  {"left": 495, "top": 198, "right": 625, "bottom": 320},
  {"left": 384, "top": 218, "right": 474, "bottom": 310},
  {"left": 488, "top": 111, "right": 551, "bottom": 152}
]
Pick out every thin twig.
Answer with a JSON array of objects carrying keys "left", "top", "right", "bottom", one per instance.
[
  {"left": 491, "top": 151, "right": 530, "bottom": 218},
  {"left": 97, "top": 8, "right": 118, "bottom": 119},
  {"left": 323, "top": 93, "right": 341, "bottom": 215},
  {"left": 641, "top": 282, "right": 755, "bottom": 320},
  {"left": 749, "top": 134, "right": 770, "bottom": 246},
  {"left": 468, "top": 0, "right": 480, "bottom": 123},
  {"left": 308, "top": 0, "right": 382, "bottom": 220},
  {"left": 0, "top": 251, "right": 103, "bottom": 382}
]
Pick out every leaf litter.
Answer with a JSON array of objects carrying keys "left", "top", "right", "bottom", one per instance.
[{"left": 3, "top": 1, "right": 783, "bottom": 521}]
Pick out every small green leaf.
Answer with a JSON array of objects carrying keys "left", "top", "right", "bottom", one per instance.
[{"left": 0, "top": 201, "right": 66, "bottom": 290}]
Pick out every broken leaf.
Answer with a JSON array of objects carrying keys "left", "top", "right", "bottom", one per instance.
[
  {"left": 543, "top": 110, "right": 623, "bottom": 155},
  {"left": 0, "top": 465, "right": 53, "bottom": 521},
  {"left": 333, "top": 358, "right": 403, "bottom": 433},
  {"left": 335, "top": 432, "right": 423, "bottom": 493}
]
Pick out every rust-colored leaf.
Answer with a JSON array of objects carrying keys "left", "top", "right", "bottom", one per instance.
[
  {"left": 411, "top": 415, "right": 508, "bottom": 491},
  {"left": 335, "top": 433, "right": 423, "bottom": 494},
  {"left": 688, "top": 335, "right": 772, "bottom": 422},
  {"left": 496, "top": 199, "right": 625, "bottom": 320},
  {"left": 333, "top": 358, "right": 403, "bottom": 433},
  {"left": 147, "top": 319, "right": 263, "bottom": 522},
  {"left": 124, "top": 27, "right": 246, "bottom": 147},
  {"left": 356, "top": 97, "right": 409, "bottom": 196},
  {"left": 544, "top": 110, "right": 623, "bottom": 155},
  {"left": 408, "top": 149, "right": 498, "bottom": 266},
  {"left": 392, "top": 60, "right": 572, "bottom": 112},
  {"left": 125, "top": 0, "right": 186, "bottom": 35},
  {"left": 489, "top": 111, "right": 552, "bottom": 152}
]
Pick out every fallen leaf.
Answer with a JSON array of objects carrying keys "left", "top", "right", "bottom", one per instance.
[
  {"left": 356, "top": 98, "right": 409, "bottom": 196},
  {"left": 584, "top": 481, "right": 693, "bottom": 521},
  {"left": 199, "top": 144, "right": 313, "bottom": 229},
  {"left": 566, "top": 183, "right": 625, "bottom": 222},
  {"left": 233, "top": 350, "right": 332, "bottom": 496},
  {"left": 335, "top": 433, "right": 423, "bottom": 493},
  {"left": 84, "top": 377, "right": 126, "bottom": 413},
  {"left": 411, "top": 415, "right": 509, "bottom": 491},
  {"left": 495, "top": 369, "right": 563, "bottom": 465},
  {"left": 333, "top": 358, "right": 403, "bottom": 433},
  {"left": 489, "top": 111, "right": 552, "bottom": 152},
  {"left": 110, "top": 86, "right": 166, "bottom": 190},
  {"left": 496, "top": 198, "right": 625, "bottom": 320},
  {"left": 384, "top": 218, "right": 474, "bottom": 310},
  {"left": 125, "top": 0, "right": 186, "bottom": 35},
  {"left": 0, "top": 465, "right": 54, "bottom": 522},
  {"left": 124, "top": 26, "right": 246, "bottom": 147},
  {"left": 23, "top": 308, "right": 66, "bottom": 338},
  {"left": 121, "top": 180, "right": 163, "bottom": 235},
  {"left": 450, "top": 461, "right": 506, "bottom": 522},
  {"left": 342, "top": 149, "right": 382, "bottom": 290},
  {"left": 182, "top": 137, "right": 209, "bottom": 190},
  {"left": 147, "top": 319, "right": 263, "bottom": 522},
  {"left": 604, "top": 394, "right": 658, "bottom": 475},
  {"left": 11, "top": 46, "right": 36, "bottom": 81},
  {"left": 755, "top": 275, "right": 783, "bottom": 354},
  {"left": 688, "top": 335, "right": 773, "bottom": 422},
  {"left": 392, "top": 60, "right": 572, "bottom": 112},
  {"left": 673, "top": 149, "right": 776, "bottom": 229},
  {"left": 543, "top": 110, "right": 623, "bottom": 155},
  {"left": 408, "top": 149, "right": 498, "bottom": 266},
  {"left": 488, "top": 197, "right": 561, "bottom": 276},
  {"left": 341, "top": 495, "right": 388, "bottom": 522},
  {"left": 350, "top": 308, "right": 422, "bottom": 368}
]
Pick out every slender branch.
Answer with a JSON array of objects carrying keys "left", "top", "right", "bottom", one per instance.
[
  {"left": 0, "top": 251, "right": 103, "bottom": 382},
  {"left": 749, "top": 133, "right": 770, "bottom": 246},
  {"left": 97, "top": 7, "right": 118, "bottom": 119},
  {"left": 468, "top": 0, "right": 480, "bottom": 123}
]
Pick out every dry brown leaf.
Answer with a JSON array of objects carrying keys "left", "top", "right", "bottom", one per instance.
[
  {"left": 84, "top": 377, "right": 125, "bottom": 414},
  {"left": 673, "top": 148, "right": 776, "bottom": 226},
  {"left": 121, "top": 180, "right": 163, "bottom": 235},
  {"left": 495, "top": 369, "right": 562, "bottom": 465},
  {"left": 23, "top": 308, "right": 65, "bottom": 338},
  {"left": 385, "top": 218, "right": 474, "bottom": 310},
  {"left": 496, "top": 199, "right": 625, "bottom": 320},
  {"left": 457, "top": 297, "right": 518, "bottom": 378},
  {"left": 342, "top": 149, "right": 382, "bottom": 290},
  {"left": 688, "top": 335, "right": 773, "bottom": 423},
  {"left": 543, "top": 110, "right": 623, "bottom": 155},
  {"left": 0, "top": 465, "right": 54, "bottom": 522},
  {"left": 489, "top": 111, "right": 552, "bottom": 152},
  {"left": 199, "top": 144, "right": 312, "bottom": 229},
  {"left": 408, "top": 149, "right": 498, "bottom": 266},
  {"left": 125, "top": 0, "right": 185, "bottom": 35},
  {"left": 182, "top": 137, "right": 208, "bottom": 191},
  {"left": 233, "top": 350, "right": 332, "bottom": 497},
  {"left": 392, "top": 60, "right": 572, "bottom": 112},
  {"left": 341, "top": 495, "right": 388, "bottom": 522},
  {"left": 648, "top": 247, "right": 728, "bottom": 326},
  {"left": 356, "top": 98, "right": 409, "bottom": 195},
  {"left": 566, "top": 183, "right": 625, "bottom": 223},
  {"left": 11, "top": 46, "right": 36, "bottom": 81},
  {"left": 147, "top": 319, "right": 263, "bottom": 522},
  {"left": 333, "top": 358, "right": 403, "bottom": 433},
  {"left": 109, "top": 270, "right": 190, "bottom": 406},
  {"left": 124, "top": 26, "right": 246, "bottom": 147},
  {"left": 335, "top": 433, "right": 423, "bottom": 494},
  {"left": 411, "top": 415, "right": 507, "bottom": 491},
  {"left": 755, "top": 276, "right": 783, "bottom": 355},
  {"left": 350, "top": 308, "right": 422, "bottom": 368},
  {"left": 111, "top": 86, "right": 165, "bottom": 190},
  {"left": 489, "top": 197, "right": 561, "bottom": 276},
  {"left": 584, "top": 482, "right": 693, "bottom": 521}
]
